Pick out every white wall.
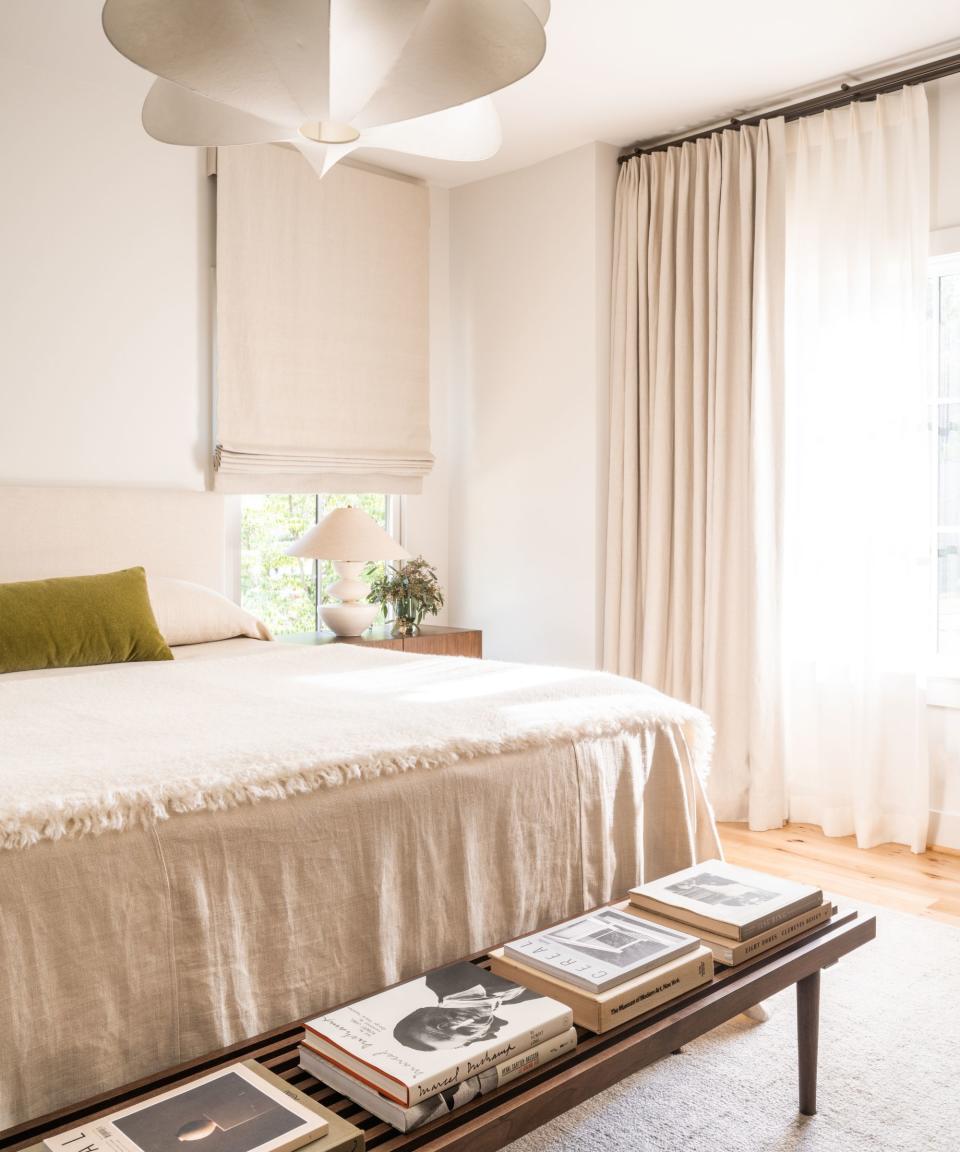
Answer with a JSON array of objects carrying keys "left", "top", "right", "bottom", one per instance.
[
  {"left": 0, "top": 0, "right": 449, "bottom": 613},
  {"left": 930, "top": 73, "right": 960, "bottom": 232},
  {"left": 402, "top": 186, "right": 451, "bottom": 623},
  {"left": 447, "top": 142, "right": 617, "bottom": 666},
  {"left": 0, "top": 0, "right": 213, "bottom": 491}
]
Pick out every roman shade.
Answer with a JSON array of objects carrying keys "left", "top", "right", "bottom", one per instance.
[{"left": 214, "top": 144, "right": 432, "bottom": 494}]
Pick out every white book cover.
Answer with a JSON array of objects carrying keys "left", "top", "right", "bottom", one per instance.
[
  {"left": 43, "top": 1063, "right": 328, "bottom": 1152},
  {"left": 304, "top": 961, "right": 573, "bottom": 1107},
  {"left": 504, "top": 907, "right": 699, "bottom": 992},
  {"left": 629, "top": 859, "right": 822, "bottom": 938}
]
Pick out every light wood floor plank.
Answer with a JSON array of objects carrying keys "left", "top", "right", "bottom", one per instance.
[{"left": 718, "top": 822, "right": 960, "bottom": 928}]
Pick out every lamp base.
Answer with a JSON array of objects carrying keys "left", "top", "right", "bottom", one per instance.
[{"left": 320, "top": 602, "right": 378, "bottom": 637}]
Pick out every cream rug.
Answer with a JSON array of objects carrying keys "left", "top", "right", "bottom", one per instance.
[{"left": 507, "top": 902, "right": 960, "bottom": 1151}]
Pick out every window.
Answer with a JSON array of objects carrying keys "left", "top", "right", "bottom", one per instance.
[
  {"left": 240, "top": 494, "right": 391, "bottom": 635},
  {"left": 928, "top": 255, "right": 960, "bottom": 662}
]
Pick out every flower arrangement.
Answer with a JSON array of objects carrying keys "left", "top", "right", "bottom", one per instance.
[{"left": 367, "top": 555, "right": 445, "bottom": 637}]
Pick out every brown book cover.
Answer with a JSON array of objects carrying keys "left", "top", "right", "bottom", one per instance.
[{"left": 488, "top": 946, "right": 713, "bottom": 1033}]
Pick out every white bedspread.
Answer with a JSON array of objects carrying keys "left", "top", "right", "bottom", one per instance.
[
  {"left": 0, "top": 643, "right": 712, "bottom": 850},
  {"left": 0, "top": 642, "right": 721, "bottom": 1128}
]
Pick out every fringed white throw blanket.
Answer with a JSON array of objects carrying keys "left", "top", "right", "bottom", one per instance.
[{"left": 0, "top": 644, "right": 712, "bottom": 850}]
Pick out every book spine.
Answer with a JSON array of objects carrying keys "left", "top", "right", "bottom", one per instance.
[
  {"left": 301, "top": 1028, "right": 577, "bottom": 1134},
  {"left": 598, "top": 950, "right": 712, "bottom": 1031},
  {"left": 739, "top": 898, "right": 821, "bottom": 940},
  {"left": 491, "top": 1026, "right": 577, "bottom": 1088},
  {"left": 627, "top": 895, "right": 821, "bottom": 942},
  {"left": 725, "top": 902, "right": 832, "bottom": 962},
  {"left": 408, "top": 1009, "right": 574, "bottom": 1106}
]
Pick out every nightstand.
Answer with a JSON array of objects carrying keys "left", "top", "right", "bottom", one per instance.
[{"left": 282, "top": 624, "right": 483, "bottom": 659}]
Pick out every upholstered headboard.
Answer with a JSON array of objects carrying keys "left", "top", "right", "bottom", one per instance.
[{"left": 0, "top": 487, "right": 227, "bottom": 591}]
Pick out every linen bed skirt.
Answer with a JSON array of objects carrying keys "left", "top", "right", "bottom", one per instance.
[{"left": 0, "top": 730, "right": 719, "bottom": 1130}]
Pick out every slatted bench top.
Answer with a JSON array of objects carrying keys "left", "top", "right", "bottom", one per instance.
[{"left": 0, "top": 909, "right": 875, "bottom": 1152}]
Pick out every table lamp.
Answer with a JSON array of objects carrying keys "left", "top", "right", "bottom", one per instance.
[{"left": 287, "top": 507, "right": 409, "bottom": 636}]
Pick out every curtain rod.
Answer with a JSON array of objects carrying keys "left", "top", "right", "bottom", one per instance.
[{"left": 617, "top": 49, "right": 960, "bottom": 163}]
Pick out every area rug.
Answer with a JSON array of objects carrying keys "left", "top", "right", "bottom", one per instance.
[{"left": 506, "top": 902, "right": 960, "bottom": 1151}]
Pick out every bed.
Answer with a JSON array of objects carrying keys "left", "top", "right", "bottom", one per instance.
[{"left": 0, "top": 487, "right": 721, "bottom": 1131}]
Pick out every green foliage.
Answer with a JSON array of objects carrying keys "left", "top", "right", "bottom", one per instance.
[
  {"left": 240, "top": 493, "right": 387, "bottom": 635},
  {"left": 367, "top": 555, "right": 444, "bottom": 628}
]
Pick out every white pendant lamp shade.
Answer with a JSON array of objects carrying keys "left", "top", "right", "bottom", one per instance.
[
  {"left": 287, "top": 507, "right": 409, "bottom": 636},
  {"left": 101, "top": 0, "right": 550, "bottom": 178}
]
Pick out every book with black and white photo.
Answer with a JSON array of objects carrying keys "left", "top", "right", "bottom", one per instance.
[
  {"left": 298, "top": 1027, "right": 577, "bottom": 1133},
  {"left": 42, "top": 1061, "right": 342, "bottom": 1152},
  {"left": 628, "top": 860, "right": 823, "bottom": 941},
  {"left": 504, "top": 906, "right": 699, "bottom": 992},
  {"left": 303, "top": 961, "right": 574, "bottom": 1108}
]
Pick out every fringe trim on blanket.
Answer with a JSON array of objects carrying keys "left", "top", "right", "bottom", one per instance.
[{"left": 1, "top": 709, "right": 714, "bottom": 851}]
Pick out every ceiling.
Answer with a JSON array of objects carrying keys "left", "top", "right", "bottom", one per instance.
[
  {"left": 358, "top": 0, "right": 960, "bottom": 186},
  {"left": 7, "top": 1, "right": 960, "bottom": 189}
]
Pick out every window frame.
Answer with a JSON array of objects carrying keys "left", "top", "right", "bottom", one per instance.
[
  {"left": 231, "top": 492, "right": 404, "bottom": 635},
  {"left": 927, "top": 248, "right": 960, "bottom": 706}
]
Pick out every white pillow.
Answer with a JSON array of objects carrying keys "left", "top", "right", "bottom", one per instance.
[{"left": 147, "top": 577, "right": 273, "bottom": 646}]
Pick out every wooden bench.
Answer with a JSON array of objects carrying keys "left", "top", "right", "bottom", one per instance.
[{"left": 0, "top": 909, "right": 875, "bottom": 1152}]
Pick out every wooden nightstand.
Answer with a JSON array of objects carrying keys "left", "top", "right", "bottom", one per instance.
[{"left": 283, "top": 624, "right": 483, "bottom": 659}]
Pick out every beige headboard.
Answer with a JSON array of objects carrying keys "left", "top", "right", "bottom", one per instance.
[{"left": 0, "top": 487, "right": 227, "bottom": 591}]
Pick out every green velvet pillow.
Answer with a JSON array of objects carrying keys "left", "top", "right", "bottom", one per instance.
[{"left": 0, "top": 567, "right": 173, "bottom": 674}]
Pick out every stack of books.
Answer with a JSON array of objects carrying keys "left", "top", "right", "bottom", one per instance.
[
  {"left": 298, "top": 961, "right": 577, "bottom": 1133},
  {"left": 488, "top": 906, "right": 713, "bottom": 1033},
  {"left": 623, "top": 859, "right": 830, "bottom": 966}
]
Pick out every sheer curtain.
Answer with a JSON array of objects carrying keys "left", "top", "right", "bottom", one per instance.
[
  {"left": 603, "top": 125, "right": 787, "bottom": 827},
  {"left": 605, "top": 86, "right": 932, "bottom": 850},
  {"left": 782, "top": 87, "right": 931, "bottom": 851}
]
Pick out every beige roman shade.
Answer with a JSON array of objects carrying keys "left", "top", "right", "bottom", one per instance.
[{"left": 214, "top": 144, "right": 431, "bottom": 494}]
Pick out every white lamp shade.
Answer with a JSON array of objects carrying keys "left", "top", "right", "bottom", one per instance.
[
  {"left": 287, "top": 507, "right": 409, "bottom": 562},
  {"left": 101, "top": 0, "right": 551, "bottom": 179}
]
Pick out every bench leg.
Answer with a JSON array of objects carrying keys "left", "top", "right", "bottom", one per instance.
[{"left": 797, "top": 970, "right": 821, "bottom": 1116}]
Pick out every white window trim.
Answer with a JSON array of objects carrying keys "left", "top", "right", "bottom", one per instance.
[
  {"left": 928, "top": 232, "right": 960, "bottom": 703},
  {"left": 929, "top": 676, "right": 960, "bottom": 709},
  {"left": 387, "top": 494, "right": 405, "bottom": 551}
]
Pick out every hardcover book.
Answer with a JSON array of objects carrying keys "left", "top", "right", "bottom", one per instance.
[
  {"left": 303, "top": 961, "right": 574, "bottom": 1108},
  {"left": 299, "top": 1027, "right": 577, "bottom": 1133},
  {"left": 504, "top": 906, "right": 699, "bottom": 992},
  {"left": 618, "top": 899, "right": 835, "bottom": 966},
  {"left": 488, "top": 946, "right": 713, "bottom": 1033},
  {"left": 628, "top": 860, "right": 822, "bottom": 941},
  {"left": 42, "top": 1062, "right": 344, "bottom": 1152}
]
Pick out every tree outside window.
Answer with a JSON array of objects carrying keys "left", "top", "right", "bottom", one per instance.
[{"left": 240, "top": 493, "right": 388, "bottom": 635}]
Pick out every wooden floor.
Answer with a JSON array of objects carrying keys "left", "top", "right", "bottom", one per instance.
[{"left": 719, "top": 822, "right": 960, "bottom": 927}]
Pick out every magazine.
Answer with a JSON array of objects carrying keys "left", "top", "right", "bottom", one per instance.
[
  {"left": 304, "top": 960, "right": 573, "bottom": 1107},
  {"left": 504, "top": 906, "right": 699, "bottom": 992}
]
